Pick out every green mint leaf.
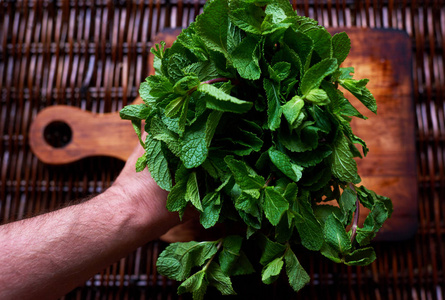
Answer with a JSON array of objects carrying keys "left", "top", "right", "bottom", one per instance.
[
  {"left": 173, "top": 75, "right": 201, "bottom": 95},
  {"left": 227, "top": 21, "right": 243, "bottom": 53},
  {"left": 150, "top": 41, "right": 166, "bottom": 58},
  {"left": 172, "top": 94, "right": 190, "bottom": 134},
  {"left": 166, "top": 166, "right": 190, "bottom": 214},
  {"left": 338, "top": 67, "right": 355, "bottom": 79},
  {"left": 166, "top": 177, "right": 188, "bottom": 214},
  {"left": 119, "top": 104, "right": 151, "bottom": 121},
  {"left": 259, "top": 235, "right": 287, "bottom": 265},
  {"left": 207, "top": 262, "right": 237, "bottom": 295},
  {"left": 165, "top": 53, "right": 190, "bottom": 82},
  {"left": 180, "top": 116, "right": 208, "bottom": 169},
  {"left": 308, "top": 105, "right": 332, "bottom": 133},
  {"left": 195, "top": 0, "right": 229, "bottom": 55},
  {"left": 300, "top": 167, "right": 332, "bottom": 193},
  {"left": 263, "top": 186, "right": 290, "bottom": 226},
  {"left": 184, "top": 61, "right": 220, "bottom": 82},
  {"left": 200, "top": 192, "right": 222, "bottom": 228},
  {"left": 229, "top": 0, "right": 265, "bottom": 34},
  {"left": 264, "top": 78, "right": 282, "bottom": 131},
  {"left": 177, "top": 270, "right": 208, "bottom": 300},
  {"left": 283, "top": 182, "right": 298, "bottom": 205},
  {"left": 131, "top": 120, "right": 144, "bottom": 147},
  {"left": 161, "top": 114, "right": 180, "bottom": 134},
  {"left": 268, "top": 147, "right": 303, "bottom": 182},
  {"left": 205, "top": 110, "right": 223, "bottom": 147},
  {"left": 321, "top": 80, "right": 367, "bottom": 120},
  {"left": 282, "top": 95, "right": 305, "bottom": 127},
  {"left": 330, "top": 134, "right": 359, "bottom": 183},
  {"left": 261, "top": 15, "right": 292, "bottom": 36},
  {"left": 278, "top": 123, "right": 320, "bottom": 153},
  {"left": 185, "top": 172, "right": 203, "bottom": 211},
  {"left": 218, "top": 235, "right": 255, "bottom": 276},
  {"left": 165, "top": 96, "right": 186, "bottom": 118},
  {"left": 320, "top": 242, "right": 342, "bottom": 263},
  {"left": 150, "top": 41, "right": 166, "bottom": 75},
  {"left": 264, "top": 0, "right": 296, "bottom": 23},
  {"left": 261, "top": 257, "right": 284, "bottom": 284},
  {"left": 198, "top": 83, "right": 253, "bottom": 113},
  {"left": 284, "top": 247, "right": 310, "bottom": 292},
  {"left": 339, "top": 187, "right": 357, "bottom": 223},
  {"left": 305, "top": 88, "right": 330, "bottom": 105},
  {"left": 294, "top": 192, "right": 324, "bottom": 251},
  {"left": 135, "top": 154, "right": 147, "bottom": 173},
  {"left": 313, "top": 205, "right": 342, "bottom": 227},
  {"left": 231, "top": 35, "right": 262, "bottom": 80},
  {"left": 356, "top": 201, "right": 389, "bottom": 246},
  {"left": 335, "top": 114, "right": 368, "bottom": 157},
  {"left": 238, "top": 210, "right": 262, "bottom": 231},
  {"left": 157, "top": 240, "right": 219, "bottom": 281},
  {"left": 323, "top": 214, "right": 352, "bottom": 254},
  {"left": 283, "top": 28, "right": 313, "bottom": 72},
  {"left": 378, "top": 193, "right": 393, "bottom": 217},
  {"left": 331, "top": 32, "right": 351, "bottom": 65},
  {"left": 272, "top": 45, "right": 302, "bottom": 81},
  {"left": 235, "top": 192, "right": 262, "bottom": 230},
  {"left": 355, "top": 185, "right": 390, "bottom": 210},
  {"left": 294, "top": 15, "right": 319, "bottom": 32},
  {"left": 202, "top": 153, "right": 230, "bottom": 180},
  {"left": 240, "top": 0, "right": 272, "bottom": 4},
  {"left": 275, "top": 213, "right": 294, "bottom": 243},
  {"left": 219, "top": 235, "right": 242, "bottom": 274},
  {"left": 344, "top": 247, "right": 376, "bottom": 266},
  {"left": 305, "top": 27, "right": 332, "bottom": 60},
  {"left": 269, "top": 61, "right": 291, "bottom": 82},
  {"left": 230, "top": 127, "right": 264, "bottom": 156},
  {"left": 300, "top": 58, "right": 338, "bottom": 96},
  {"left": 176, "top": 24, "right": 209, "bottom": 62},
  {"left": 139, "top": 75, "right": 173, "bottom": 104},
  {"left": 339, "top": 78, "right": 377, "bottom": 114},
  {"left": 232, "top": 251, "right": 256, "bottom": 276},
  {"left": 150, "top": 117, "right": 182, "bottom": 157},
  {"left": 291, "top": 145, "right": 333, "bottom": 168},
  {"left": 236, "top": 191, "right": 261, "bottom": 215},
  {"left": 225, "top": 156, "right": 265, "bottom": 191},
  {"left": 145, "top": 135, "right": 172, "bottom": 191}
]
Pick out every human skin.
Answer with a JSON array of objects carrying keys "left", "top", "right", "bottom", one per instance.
[{"left": 0, "top": 140, "right": 181, "bottom": 300}]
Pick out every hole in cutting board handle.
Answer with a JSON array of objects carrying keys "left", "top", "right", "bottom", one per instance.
[{"left": 43, "top": 121, "right": 73, "bottom": 148}]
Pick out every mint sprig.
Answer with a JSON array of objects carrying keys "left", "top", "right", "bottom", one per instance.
[{"left": 120, "top": 0, "right": 393, "bottom": 297}]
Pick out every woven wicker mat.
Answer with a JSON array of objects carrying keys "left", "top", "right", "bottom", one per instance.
[{"left": 1, "top": 1, "right": 444, "bottom": 299}]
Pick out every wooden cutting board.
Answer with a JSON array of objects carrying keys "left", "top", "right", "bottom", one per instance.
[
  {"left": 330, "top": 28, "right": 417, "bottom": 241},
  {"left": 29, "top": 28, "right": 417, "bottom": 241}
]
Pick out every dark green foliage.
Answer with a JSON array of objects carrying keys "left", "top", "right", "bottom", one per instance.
[{"left": 121, "top": 0, "right": 392, "bottom": 298}]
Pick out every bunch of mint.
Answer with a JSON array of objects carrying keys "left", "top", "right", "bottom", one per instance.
[{"left": 120, "top": 0, "right": 393, "bottom": 298}]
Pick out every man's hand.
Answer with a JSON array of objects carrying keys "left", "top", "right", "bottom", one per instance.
[
  {"left": 0, "top": 137, "right": 181, "bottom": 300},
  {"left": 111, "top": 137, "right": 182, "bottom": 240}
]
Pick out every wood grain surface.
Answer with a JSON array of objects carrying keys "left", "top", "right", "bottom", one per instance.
[
  {"left": 28, "top": 28, "right": 181, "bottom": 165},
  {"left": 331, "top": 28, "right": 418, "bottom": 241},
  {"left": 28, "top": 28, "right": 417, "bottom": 240}
]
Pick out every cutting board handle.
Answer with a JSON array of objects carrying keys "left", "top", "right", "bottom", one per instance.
[
  {"left": 29, "top": 98, "right": 143, "bottom": 164},
  {"left": 29, "top": 28, "right": 183, "bottom": 165}
]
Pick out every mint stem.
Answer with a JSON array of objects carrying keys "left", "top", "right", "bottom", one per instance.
[
  {"left": 203, "top": 78, "right": 230, "bottom": 85},
  {"left": 187, "top": 77, "right": 233, "bottom": 96},
  {"left": 348, "top": 183, "right": 360, "bottom": 243},
  {"left": 264, "top": 174, "right": 274, "bottom": 187},
  {"left": 203, "top": 240, "right": 223, "bottom": 271}
]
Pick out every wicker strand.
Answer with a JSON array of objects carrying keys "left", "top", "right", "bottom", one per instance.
[{"left": 1, "top": 1, "right": 445, "bottom": 299}]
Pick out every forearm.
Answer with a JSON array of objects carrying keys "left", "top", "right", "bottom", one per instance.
[{"left": 0, "top": 186, "right": 177, "bottom": 300}]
